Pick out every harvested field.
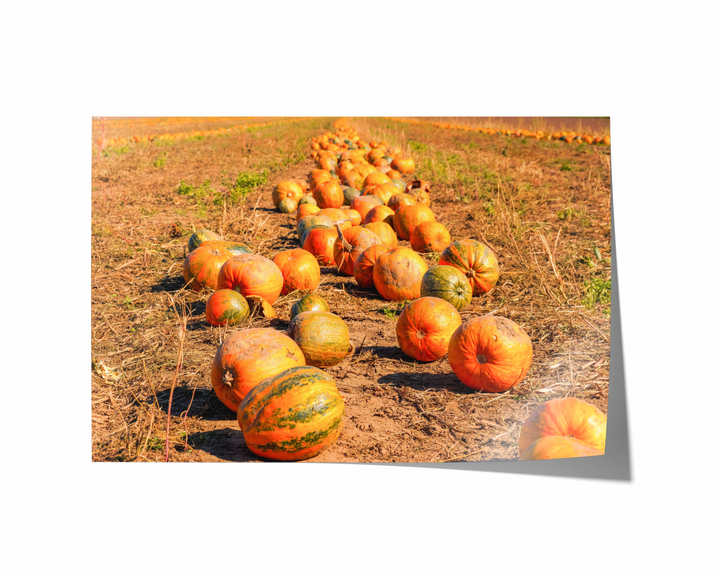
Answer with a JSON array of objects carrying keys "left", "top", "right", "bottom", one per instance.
[{"left": 91, "top": 116, "right": 611, "bottom": 463}]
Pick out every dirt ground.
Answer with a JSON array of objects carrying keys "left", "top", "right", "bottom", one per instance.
[{"left": 91, "top": 116, "right": 611, "bottom": 463}]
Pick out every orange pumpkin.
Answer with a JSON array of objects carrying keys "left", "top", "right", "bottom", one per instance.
[
  {"left": 333, "top": 225, "right": 382, "bottom": 276},
  {"left": 393, "top": 203, "right": 436, "bottom": 241},
  {"left": 373, "top": 247, "right": 429, "bottom": 301},
  {"left": 386, "top": 169, "right": 403, "bottom": 180},
  {"left": 351, "top": 194, "right": 384, "bottom": 220},
  {"left": 518, "top": 397, "right": 607, "bottom": 455},
  {"left": 296, "top": 202, "right": 321, "bottom": 222},
  {"left": 396, "top": 297, "right": 462, "bottom": 362},
  {"left": 182, "top": 246, "right": 234, "bottom": 292},
  {"left": 272, "top": 248, "right": 321, "bottom": 295},
  {"left": 519, "top": 436, "right": 603, "bottom": 460},
  {"left": 272, "top": 181, "right": 304, "bottom": 209},
  {"left": 410, "top": 221, "right": 452, "bottom": 253},
  {"left": 210, "top": 328, "right": 305, "bottom": 412},
  {"left": 363, "top": 205, "right": 395, "bottom": 226},
  {"left": 362, "top": 221, "right": 398, "bottom": 248},
  {"left": 362, "top": 182, "right": 397, "bottom": 205},
  {"left": 303, "top": 227, "right": 339, "bottom": 266},
  {"left": 447, "top": 315, "right": 532, "bottom": 392},
  {"left": 216, "top": 254, "right": 284, "bottom": 305},
  {"left": 391, "top": 157, "right": 415, "bottom": 174},
  {"left": 340, "top": 207, "right": 362, "bottom": 227},
  {"left": 387, "top": 192, "right": 417, "bottom": 212},
  {"left": 315, "top": 179, "right": 344, "bottom": 209},
  {"left": 439, "top": 239, "right": 499, "bottom": 295},
  {"left": 363, "top": 171, "right": 391, "bottom": 189},
  {"left": 353, "top": 244, "right": 391, "bottom": 290}
]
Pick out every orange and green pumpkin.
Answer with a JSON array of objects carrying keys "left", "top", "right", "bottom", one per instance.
[
  {"left": 387, "top": 192, "right": 417, "bottom": 212},
  {"left": 297, "top": 214, "right": 334, "bottom": 245},
  {"left": 373, "top": 247, "right": 429, "bottom": 301},
  {"left": 182, "top": 245, "right": 234, "bottom": 292},
  {"left": 448, "top": 315, "right": 532, "bottom": 392},
  {"left": 420, "top": 265, "right": 473, "bottom": 311},
  {"left": 342, "top": 186, "right": 361, "bottom": 206},
  {"left": 237, "top": 365, "right": 344, "bottom": 461},
  {"left": 396, "top": 297, "right": 462, "bottom": 362},
  {"left": 272, "top": 180, "right": 305, "bottom": 209},
  {"left": 210, "top": 328, "right": 306, "bottom": 412},
  {"left": 439, "top": 239, "right": 499, "bottom": 295},
  {"left": 290, "top": 294, "right": 330, "bottom": 320},
  {"left": 205, "top": 289, "right": 251, "bottom": 327},
  {"left": 287, "top": 311, "right": 353, "bottom": 367},
  {"left": 296, "top": 203, "right": 322, "bottom": 222},
  {"left": 188, "top": 228, "right": 221, "bottom": 252},
  {"left": 198, "top": 239, "right": 252, "bottom": 256}
]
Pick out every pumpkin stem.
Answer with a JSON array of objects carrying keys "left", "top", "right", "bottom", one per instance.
[
  {"left": 222, "top": 368, "right": 234, "bottom": 388},
  {"left": 476, "top": 354, "right": 488, "bottom": 364}
]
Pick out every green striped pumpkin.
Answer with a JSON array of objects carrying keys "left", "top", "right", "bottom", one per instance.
[
  {"left": 342, "top": 186, "right": 361, "bottom": 205},
  {"left": 188, "top": 228, "right": 221, "bottom": 252},
  {"left": 420, "top": 265, "right": 473, "bottom": 311},
  {"left": 237, "top": 365, "right": 345, "bottom": 461},
  {"left": 290, "top": 294, "right": 330, "bottom": 320},
  {"left": 287, "top": 311, "right": 353, "bottom": 367}
]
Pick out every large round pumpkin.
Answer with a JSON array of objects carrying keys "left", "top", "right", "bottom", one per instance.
[
  {"left": 182, "top": 245, "right": 234, "bottom": 292},
  {"left": 393, "top": 203, "right": 436, "bottom": 241},
  {"left": 410, "top": 221, "right": 452, "bottom": 253},
  {"left": 396, "top": 297, "right": 462, "bottom": 362},
  {"left": 237, "top": 365, "right": 344, "bottom": 461},
  {"left": 439, "top": 239, "right": 499, "bottom": 295},
  {"left": 287, "top": 311, "right": 353, "bottom": 367},
  {"left": 290, "top": 294, "right": 330, "bottom": 320},
  {"left": 198, "top": 240, "right": 252, "bottom": 256},
  {"left": 205, "top": 289, "right": 250, "bottom": 327},
  {"left": 314, "top": 179, "right": 344, "bottom": 209},
  {"left": 448, "top": 315, "right": 533, "bottom": 392},
  {"left": 216, "top": 254, "right": 284, "bottom": 305},
  {"left": 353, "top": 244, "right": 391, "bottom": 290},
  {"left": 188, "top": 228, "right": 221, "bottom": 252},
  {"left": 373, "top": 247, "right": 429, "bottom": 301},
  {"left": 210, "top": 328, "right": 305, "bottom": 412},
  {"left": 272, "top": 180, "right": 304, "bottom": 209},
  {"left": 518, "top": 397, "right": 607, "bottom": 454},
  {"left": 303, "top": 227, "right": 339, "bottom": 266},
  {"left": 272, "top": 248, "right": 321, "bottom": 295},
  {"left": 333, "top": 226, "right": 382, "bottom": 276},
  {"left": 420, "top": 265, "right": 473, "bottom": 311},
  {"left": 519, "top": 436, "right": 604, "bottom": 460}
]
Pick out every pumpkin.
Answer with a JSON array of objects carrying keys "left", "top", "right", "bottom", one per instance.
[
  {"left": 519, "top": 436, "right": 604, "bottom": 460},
  {"left": 205, "top": 289, "right": 250, "bottom": 327},
  {"left": 297, "top": 195, "right": 317, "bottom": 206},
  {"left": 315, "top": 179, "right": 344, "bottom": 209},
  {"left": 363, "top": 171, "right": 391, "bottom": 189},
  {"left": 188, "top": 228, "right": 221, "bottom": 252},
  {"left": 278, "top": 197, "right": 298, "bottom": 214},
  {"left": 296, "top": 202, "right": 321, "bottom": 222},
  {"left": 182, "top": 245, "right": 233, "bottom": 292},
  {"left": 272, "top": 180, "right": 304, "bottom": 209},
  {"left": 198, "top": 240, "right": 252, "bottom": 256},
  {"left": 341, "top": 207, "right": 362, "bottom": 227},
  {"left": 316, "top": 208, "right": 350, "bottom": 226},
  {"left": 342, "top": 186, "right": 361, "bottom": 205},
  {"left": 288, "top": 311, "right": 354, "bottom": 367},
  {"left": 210, "top": 328, "right": 306, "bottom": 412},
  {"left": 351, "top": 195, "right": 384, "bottom": 220},
  {"left": 363, "top": 205, "right": 395, "bottom": 226},
  {"left": 317, "top": 154, "right": 337, "bottom": 172},
  {"left": 439, "top": 239, "right": 499, "bottom": 295},
  {"left": 387, "top": 192, "right": 417, "bottom": 212},
  {"left": 373, "top": 247, "right": 429, "bottom": 301},
  {"left": 391, "top": 157, "right": 415, "bottom": 174},
  {"left": 333, "top": 225, "right": 382, "bottom": 276},
  {"left": 407, "top": 188, "right": 431, "bottom": 206},
  {"left": 237, "top": 365, "right": 344, "bottom": 461},
  {"left": 353, "top": 244, "right": 391, "bottom": 290},
  {"left": 290, "top": 293, "right": 330, "bottom": 320},
  {"left": 273, "top": 248, "right": 321, "bottom": 295},
  {"left": 518, "top": 397, "right": 607, "bottom": 455},
  {"left": 390, "top": 178, "right": 406, "bottom": 192},
  {"left": 420, "top": 265, "right": 473, "bottom": 310},
  {"left": 396, "top": 297, "right": 462, "bottom": 362},
  {"left": 362, "top": 221, "right": 398, "bottom": 248},
  {"left": 297, "top": 214, "right": 334, "bottom": 245},
  {"left": 410, "top": 221, "right": 452, "bottom": 253},
  {"left": 216, "top": 254, "right": 284, "bottom": 305},
  {"left": 447, "top": 315, "right": 533, "bottom": 392},
  {"left": 302, "top": 227, "right": 339, "bottom": 266},
  {"left": 393, "top": 203, "right": 436, "bottom": 241},
  {"left": 362, "top": 182, "right": 396, "bottom": 205},
  {"left": 354, "top": 163, "right": 377, "bottom": 180},
  {"left": 342, "top": 170, "right": 364, "bottom": 190},
  {"left": 386, "top": 170, "right": 403, "bottom": 180}
]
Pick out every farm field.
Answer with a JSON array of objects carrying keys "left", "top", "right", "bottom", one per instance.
[{"left": 91, "top": 116, "right": 612, "bottom": 463}]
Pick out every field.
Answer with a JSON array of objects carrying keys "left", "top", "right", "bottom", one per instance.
[{"left": 91, "top": 116, "right": 612, "bottom": 463}]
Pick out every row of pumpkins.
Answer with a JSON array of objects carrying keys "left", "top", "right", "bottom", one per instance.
[{"left": 177, "top": 121, "right": 607, "bottom": 462}]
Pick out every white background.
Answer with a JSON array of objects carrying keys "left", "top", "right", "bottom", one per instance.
[{"left": 2, "top": 2, "right": 718, "bottom": 574}]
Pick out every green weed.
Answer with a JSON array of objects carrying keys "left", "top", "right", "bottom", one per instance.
[
  {"left": 153, "top": 156, "right": 166, "bottom": 168},
  {"left": 582, "top": 278, "right": 611, "bottom": 315}
]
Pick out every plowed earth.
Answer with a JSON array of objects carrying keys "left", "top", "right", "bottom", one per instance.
[{"left": 91, "top": 116, "right": 611, "bottom": 463}]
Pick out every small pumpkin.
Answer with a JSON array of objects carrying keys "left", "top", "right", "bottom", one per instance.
[
  {"left": 373, "top": 247, "right": 429, "bottom": 301},
  {"left": 205, "top": 289, "right": 250, "bottom": 327},
  {"left": 420, "top": 265, "right": 473, "bottom": 311},
  {"left": 237, "top": 365, "right": 344, "bottom": 461},
  {"left": 210, "top": 328, "right": 306, "bottom": 412},
  {"left": 216, "top": 254, "right": 284, "bottom": 305},
  {"left": 278, "top": 197, "right": 299, "bottom": 214},
  {"left": 290, "top": 294, "right": 330, "bottom": 320},
  {"left": 396, "top": 297, "right": 462, "bottom": 362},
  {"left": 353, "top": 244, "right": 391, "bottom": 290},
  {"left": 393, "top": 203, "right": 436, "bottom": 241},
  {"left": 272, "top": 180, "right": 304, "bottom": 209},
  {"left": 519, "top": 436, "right": 604, "bottom": 461},
  {"left": 363, "top": 205, "right": 395, "bottom": 226},
  {"left": 362, "top": 182, "right": 396, "bottom": 205},
  {"left": 287, "top": 311, "right": 354, "bottom": 367},
  {"left": 447, "top": 315, "right": 533, "bottom": 392},
  {"left": 273, "top": 248, "right": 321, "bottom": 295},
  {"left": 296, "top": 202, "right": 321, "bottom": 222},
  {"left": 342, "top": 186, "right": 361, "bottom": 205},
  {"left": 188, "top": 228, "right": 221, "bottom": 252},
  {"left": 390, "top": 178, "right": 406, "bottom": 192},
  {"left": 518, "top": 397, "right": 607, "bottom": 455},
  {"left": 439, "top": 239, "right": 499, "bottom": 295},
  {"left": 410, "top": 221, "right": 452, "bottom": 253},
  {"left": 182, "top": 245, "right": 234, "bottom": 292},
  {"left": 297, "top": 195, "right": 317, "bottom": 206}
]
